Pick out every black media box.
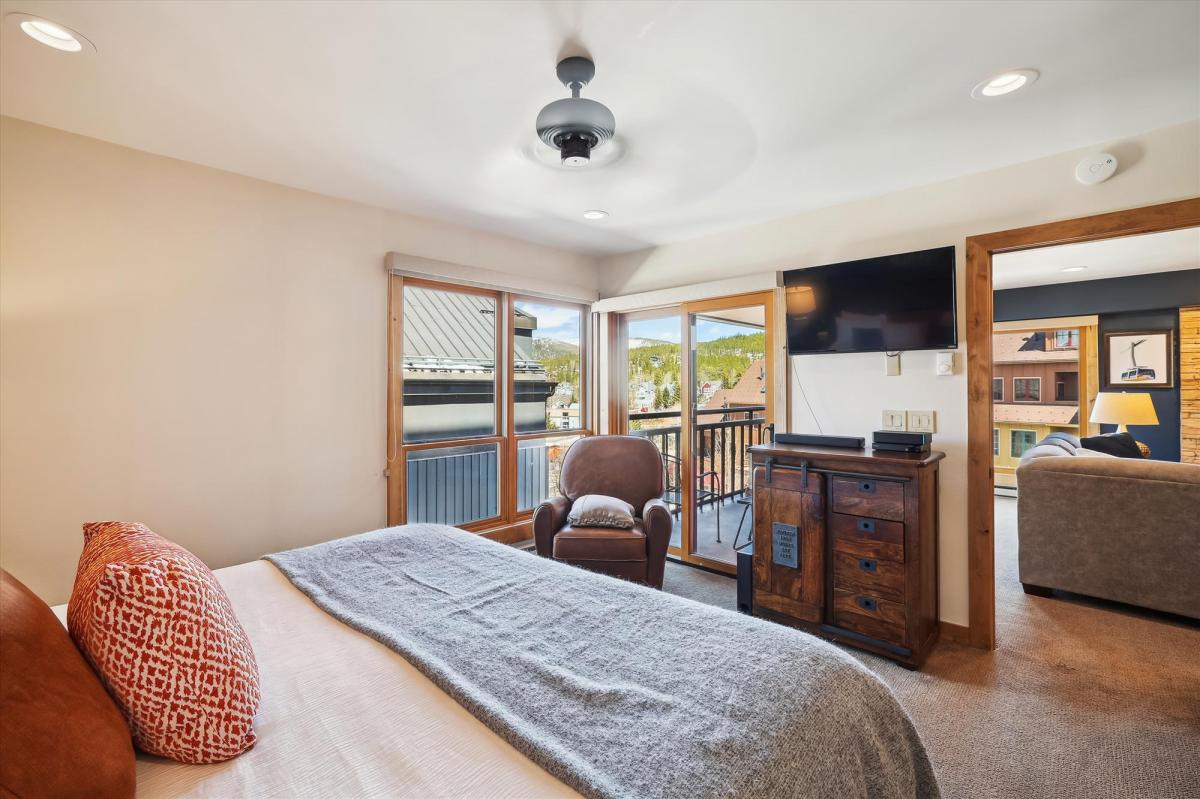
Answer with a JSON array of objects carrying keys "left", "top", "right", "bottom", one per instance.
[{"left": 872, "top": 430, "right": 933, "bottom": 453}]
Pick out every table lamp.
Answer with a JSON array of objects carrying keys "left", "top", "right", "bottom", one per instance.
[{"left": 1089, "top": 391, "right": 1159, "bottom": 433}]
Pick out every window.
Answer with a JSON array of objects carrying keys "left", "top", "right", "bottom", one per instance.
[
  {"left": 992, "top": 378, "right": 1003, "bottom": 401},
  {"left": 1011, "top": 430, "right": 1038, "bottom": 458},
  {"left": 389, "top": 277, "right": 590, "bottom": 530},
  {"left": 1052, "top": 329, "right": 1078, "bottom": 350},
  {"left": 1013, "top": 377, "right": 1040, "bottom": 402},
  {"left": 513, "top": 299, "right": 584, "bottom": 434},
  {"left": 1054, "top": 371, "right": 1079, "bottom": 402},
  {"left": 401, "top": 284, "right": 498, "bottom": 444},
  {"left": 993, "top": 429, "right": 1000, "bottom": 456}
]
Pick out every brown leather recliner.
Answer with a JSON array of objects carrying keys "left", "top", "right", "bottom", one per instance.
[{"left": 533, "top": 435, "right": 673, "bottom": 589}]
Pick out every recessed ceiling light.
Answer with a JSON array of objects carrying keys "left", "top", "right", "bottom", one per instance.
[
  {"left": 971, "top": 68, "right": 1039, "bottom": 99},
  {"left": 582, "top": 210, "right": 609, "bottom": 220},
  {"left": 7, "top": 13, "right": 94, "bottom": 53},
  {"left": 1061, "top": 266, "right": 1088, "bottom": 273}
]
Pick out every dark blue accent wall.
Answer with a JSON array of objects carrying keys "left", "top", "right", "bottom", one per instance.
[
  {"left": 1097, "top": 309, "right": 1180, "bottom": 462},
  {"left": 994, "top": 270, "right": 1200, "bottom": 322},
  {"left": 994, "top": 269, "right": 1195, "bottom": 463}
]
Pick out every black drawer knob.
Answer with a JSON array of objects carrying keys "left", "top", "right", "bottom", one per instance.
[
  {"left": 858, "top": 558, "right": 878, "bottom": 573},
  {"left": 858, "top": 480, "right": 876, "bottom": 494},
  {"left": 856, "top": 596, "right": 878, "bottom": 612},
  {"left": 857, "top": 519, "right": 876, "bottom": 534}
]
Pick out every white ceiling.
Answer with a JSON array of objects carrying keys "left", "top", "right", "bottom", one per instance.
[
  {"left": 993, "top": 227, "right": 1200, "bottom": 289},
  {"left": 1, "top": 1, "right": 1197, "bottom": 256}
]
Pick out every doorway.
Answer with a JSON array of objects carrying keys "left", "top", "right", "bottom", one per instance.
[
  {"left": 617, "top": 291, "right": 777, "bottom": 574},
  {"left": 964, "top": 198, "right": 1200, "bottom": 649}
]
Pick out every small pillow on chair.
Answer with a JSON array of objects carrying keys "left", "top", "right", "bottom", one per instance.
[{"left": 567, "top": 495, "right": 636, "bottom": 528}]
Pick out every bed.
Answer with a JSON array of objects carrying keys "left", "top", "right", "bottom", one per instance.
[{"left": 53, "top": 524, "right": 939, "bottom": 799}]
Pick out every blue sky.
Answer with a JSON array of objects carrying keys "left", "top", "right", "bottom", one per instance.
[{"left": 518, "top": 301, "right": 580, "bottom": 344}]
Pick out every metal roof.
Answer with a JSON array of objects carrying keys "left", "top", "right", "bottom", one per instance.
[{"left": 402, "top": 285, "right": 543, "bottom": 375}]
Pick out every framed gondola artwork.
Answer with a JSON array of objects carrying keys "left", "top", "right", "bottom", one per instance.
[{"left": 1103, "top": 329, "right": 1174, "bottom": 389}]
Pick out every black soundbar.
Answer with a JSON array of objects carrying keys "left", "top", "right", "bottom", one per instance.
[{"left": 774, "top": 432, "right": 866, "bottom": 449}]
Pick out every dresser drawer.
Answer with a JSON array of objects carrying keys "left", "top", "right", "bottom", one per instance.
[
  {"left": 830, "top": 513, "right": 905, "bottom": 562},
  {"left": 832, "top": 606, "right": 908, "bottom": 648},
  {"left": 832, "top": 550, "right": 905, "bottom": 604},
  {"left": 831, "top": 476, "right": 905, "bottom": 522},
  {"left": 832, "top": 589, "right": 907, "bottom": 644}
]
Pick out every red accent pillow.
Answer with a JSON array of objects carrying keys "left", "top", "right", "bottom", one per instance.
[{"left": 67, "top": 522, "right": 260, "bottom": 764}]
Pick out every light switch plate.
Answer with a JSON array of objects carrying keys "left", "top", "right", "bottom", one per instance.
[
  {"left": 882, "top": 410, "right": 907, "bottom": 431},
  {"left": 907, "top": 410, "right": 936, "bottom": 433}
]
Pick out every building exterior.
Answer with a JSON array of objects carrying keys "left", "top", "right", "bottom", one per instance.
[
  {"left": 402, "top": 288, "right": 559, "bottom": 521},
  {"left": 992, "top": 330, "right": 1080, "bottom": 488}
]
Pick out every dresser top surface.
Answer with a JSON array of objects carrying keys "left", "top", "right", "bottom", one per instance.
[{"left": 749, "top": 442, "right": 945, "bottom": 467}]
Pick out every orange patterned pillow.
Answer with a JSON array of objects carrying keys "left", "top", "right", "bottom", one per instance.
[{"left": 67, "top": 522, "right": 260, "bottom": 764}]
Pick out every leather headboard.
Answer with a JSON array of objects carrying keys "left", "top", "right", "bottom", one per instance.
[
  {"left": 558, "top": 435, "right": 665, "bottom": 512},
  {"left": 0, "top": 569, "right": 135, "bottom": 799}
]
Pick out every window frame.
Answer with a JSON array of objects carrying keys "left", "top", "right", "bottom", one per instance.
[
  {"left": 1013, "top": 376, "right": 1041, "bottom": 403},
  {"left": 507, "top": 293, "right": 592, "bottom": 523},
  {"left": 993, "top": 428, "right": 1000, "bottom": 456},
  {"left": 992, "top": 377, "right": 1003, "bottom": 402},
  {"left": 387, "top": 275, "right": 593, "bottom": 533},
  {"left": 1052, "top": 329, "right": 1078, "bottom": 350},
  {"left": 1010, "top": 429, "right": 1038, "bottom": 459}
]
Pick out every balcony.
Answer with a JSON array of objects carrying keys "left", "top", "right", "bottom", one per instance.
[
  {"left": 630, "top": 406, "right": 767, "bottom": 564},
  {"left": 404, "top": 407, "right": 765, "bottom": 566}
]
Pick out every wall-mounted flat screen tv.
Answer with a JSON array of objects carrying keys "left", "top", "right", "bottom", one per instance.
[{"left": 783, "top": 246, "right": 957, "bottom": 355}]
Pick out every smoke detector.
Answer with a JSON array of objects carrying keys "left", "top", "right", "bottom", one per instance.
[{"left": 535, "top": 57, "right": 616, "bottom": 168}]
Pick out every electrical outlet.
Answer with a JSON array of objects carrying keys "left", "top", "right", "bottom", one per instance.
[
  {"left": 907, "top": 410, "right": 936, "bottom": 433},
  {"left": 884, "top": 352, "right": 901, "bottom": 376},
  {"left": 882, "top": 410, "right": 907, "bottom": 431}
]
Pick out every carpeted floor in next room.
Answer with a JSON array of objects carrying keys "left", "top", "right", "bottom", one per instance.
[{"left": 661, "top": 496, "right": 1200, "bottom": 799}]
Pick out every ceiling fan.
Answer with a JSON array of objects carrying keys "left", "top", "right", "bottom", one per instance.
[{"left": 535, "top": 56, "right": 616, "bottom": 168}]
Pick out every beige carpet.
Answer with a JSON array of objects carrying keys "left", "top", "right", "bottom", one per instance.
[{"left": 662, "top": 496, "right": 1200, "bottom": 799}]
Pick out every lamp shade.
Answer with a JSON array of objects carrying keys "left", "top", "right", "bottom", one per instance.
[{"left": 1089, "top": 392, "right": 1159, "bottom": 429}]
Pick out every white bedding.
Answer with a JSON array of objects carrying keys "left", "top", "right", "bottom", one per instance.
[{"left": 56, "top": 559, "right": 579, "bottom": 799}]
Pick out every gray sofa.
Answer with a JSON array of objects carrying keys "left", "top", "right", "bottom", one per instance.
[{"left": 1016, "top": 433, "right": 1200, "bottom": 619}]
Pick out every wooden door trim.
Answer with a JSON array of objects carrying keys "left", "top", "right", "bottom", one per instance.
[{"left": 965, "top": 197, "right": 1200, "bottom": 650}]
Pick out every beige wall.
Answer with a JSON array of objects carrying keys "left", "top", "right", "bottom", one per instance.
[
  {"left": 0, "top": 116, "right": 599, "bottom": 604},
  {"left": 4, "top": 113, "right": 1197, "bottom": 619},
  {"left": 598, "top": 119, "right": 1200, "bottom": 626}
]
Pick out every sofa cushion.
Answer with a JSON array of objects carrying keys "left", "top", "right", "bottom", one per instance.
[
  {"left": 1080, "top": 432, "right": 1144, "bottom": 459},
  {"left": 1040, "top": 432, "right": 1080, "bottom": 454},
  {"left": 553, "top": 522, "right": 648, "bottom": 562},
  {"left": 68, "top": 521, "right": 260, "bottom": 764},
  {"left": 1019, "top": 444, "right": 1073, "bottom": 463},
  {"left": 567, "top": 494, "right": 636, "bottom": 529},
  {"left": 1, "top": 569, "right": 136, "bottom": 799}
]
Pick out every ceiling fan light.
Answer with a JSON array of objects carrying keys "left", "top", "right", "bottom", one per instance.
[{"left": 558, "top": 134, "right": 592, "bottom": 166}]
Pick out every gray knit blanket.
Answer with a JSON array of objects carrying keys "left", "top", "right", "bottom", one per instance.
[{"left": 266, "top": 524, "right": 939, "bottom": 799}]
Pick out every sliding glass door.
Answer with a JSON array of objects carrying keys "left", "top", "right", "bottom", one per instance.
[
  {"left": 388, "top": 277, "right": 590, "bottom": 533},
  {"left": 685, "top": 299, "right": 772, "bottom": 566},
  {"left": 622, "top": 309, "right": 685, "bottom": 554},
  {"left": 616, "top": 291, "right": 776, "bottom": 573}
]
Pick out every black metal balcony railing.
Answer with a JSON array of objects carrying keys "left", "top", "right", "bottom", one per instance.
[
  {"left": 405, "top": 407, "right": 766, "bottom": 527},
  {"left": 630, "top": 406, "right": 767, "bottom": 510}
]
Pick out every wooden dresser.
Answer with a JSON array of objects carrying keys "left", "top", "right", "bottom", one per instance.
[{"left": 747, "top": 442, "right": 944, "bottom": 669}]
